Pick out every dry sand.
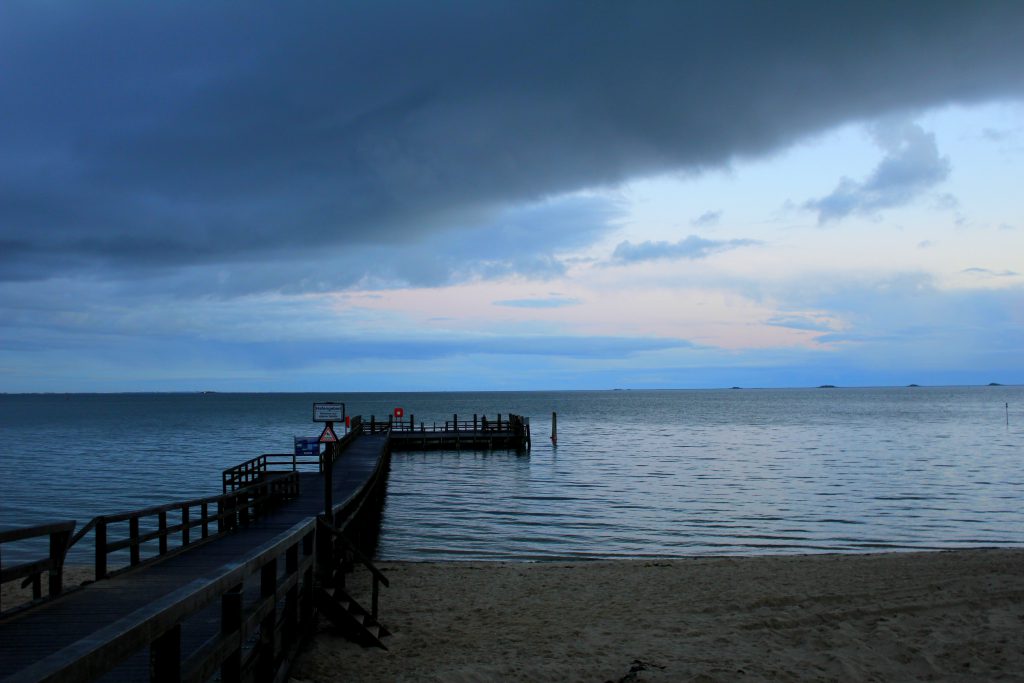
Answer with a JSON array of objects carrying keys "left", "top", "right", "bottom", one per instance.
[
  {"left": 0, "top": 565, "right": 94, "bottom": 613},
  {"left": 291, "top": 549, "right": 1024, "bottom": 682}
]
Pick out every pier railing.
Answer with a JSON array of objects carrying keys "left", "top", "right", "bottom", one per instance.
[
  {"left": 3, "top": 421, "right": 372, "bottom": 615},
  {"left": 0, "top": 520, "right": 76, "bottom": 615},
  {"left": 1, "top": 475, "right": 302, "bottom": 618},
  {"left": 65, "top": 472, "right": 301, "bottom": 582},
  {"left": 365, "top": 413, "right": 531, "bottom": 450},
  {"left": 222, "top": 416, "right": 364, "bottom": 493},
  {"left": 7, "top": 422, "right": 390, "bottom": 682},
  {"left": 13, "top": 516, "right": 320, "bottom": 683},
  {"left": 365, "top": 413, "right": 529, "bottom": 434},
  {"left": 222, "top": 453, "right": 320, "bottom": 492}
]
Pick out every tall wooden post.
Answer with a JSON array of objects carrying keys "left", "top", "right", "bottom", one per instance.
[
  {"left": 323, "top": 434, "right": 334, "bottom": 519},
  {"left": 551, "top": 411, "right": 557, "bottom": 446}
]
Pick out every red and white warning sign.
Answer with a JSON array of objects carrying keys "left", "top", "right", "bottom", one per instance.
[
  {"left": 394, "top": 407, "right": 405, "bottom": 418},
  {"left": 319, "top": 423, "right": 338, "bottom": 443}
]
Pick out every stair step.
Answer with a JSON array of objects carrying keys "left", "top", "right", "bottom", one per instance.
[{"left": 315, "top": 586, "right": 389, "bottom": 650}]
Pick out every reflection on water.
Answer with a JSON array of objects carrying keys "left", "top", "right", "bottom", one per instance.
[
  {"left": 1, "top": 387, "right": 1022, "bottom": 561},
  {"left": 376, "top": 387, "right": 1024, "bottom": 559}
]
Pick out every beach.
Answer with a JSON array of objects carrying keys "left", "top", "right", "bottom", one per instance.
[
  {"left": 291, "top": 549, "right": 1024, "bottom": 682},
  {"left": 0, "top": 566, "right": 94, "bottom": 614}
]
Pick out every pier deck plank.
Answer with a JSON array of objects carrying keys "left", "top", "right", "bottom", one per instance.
[{"left": 0, "top": 434, "right": 389, "bottom": 681}]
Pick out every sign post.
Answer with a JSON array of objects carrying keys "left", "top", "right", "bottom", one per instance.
[
  {"left": 313, "top": 402, "right": 345, "bottom": 423},
  {"left": 319, "top": 421, "right": 338, "bottom": 519}
]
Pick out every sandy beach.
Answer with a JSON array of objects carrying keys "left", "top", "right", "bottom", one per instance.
[
  {"left": 4, "top": 551, "right": 1021, "bottom": 681},
  {"left": 291, "top": 549, "right": 1024, "bottom": 682}
]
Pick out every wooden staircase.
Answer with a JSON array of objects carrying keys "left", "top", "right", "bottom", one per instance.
[
  {"left": 316, "top": 516, "right": 391, "bottom": 649},
  {"left": 316, "top": 585, "right": 391, "bottom": 649}
]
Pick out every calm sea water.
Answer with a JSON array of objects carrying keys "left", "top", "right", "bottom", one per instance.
[{"left": 1, "top": 388, "right": 1021, "bottom": 562}]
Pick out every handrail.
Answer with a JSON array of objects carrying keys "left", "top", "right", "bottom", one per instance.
[
  {"left": 7, "top": 428, "right": 388, "bottom": 683},
  {"left": 0, "top": 521, "right": 76, "bottom": 545},
  {"left": 366, "top": 413, "right": 528, "bottom": 433},
  {"left": 221, "top": 416, "right": 365, "bottom": 493},
  {"left": 367, "top": 414, "right": 531, "bottom": 452},
  {"left": 10, "top": 515, "right": 320, "bottom": 683},
  {"left": 64, "top": 472, "right": 301, "bottom": 581},
  {"left": 0, "top": 520, "right": 76, "bottom": 614}
]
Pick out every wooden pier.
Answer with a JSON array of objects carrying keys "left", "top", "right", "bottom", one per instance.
[
  {"left": 0, "top": 409, "right": 530, "bottom": 682},
  {"left": 0, "top": 422, "right": 390, "bottom": 682},
  {"left": 364, "top": 413, "right": 531, "bottom": 451}
]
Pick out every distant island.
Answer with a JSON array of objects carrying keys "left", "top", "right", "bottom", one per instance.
[
  {"left": 817, "top": 384, "right": 837, "bottom": 389},
  {"left": 988, "top": 382, "right": 1003, "bottom": 386},
  {"left": 907, "top": 384, "right": 920, "bottom": 387}
]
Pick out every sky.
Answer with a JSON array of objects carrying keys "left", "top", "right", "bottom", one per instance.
[{"left": 1, "top": 1, "right": 1023, "bottom": 392}]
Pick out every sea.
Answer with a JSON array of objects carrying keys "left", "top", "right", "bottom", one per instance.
[{"left": 1, "top": 387, "right": 1021, "bottom": 563}]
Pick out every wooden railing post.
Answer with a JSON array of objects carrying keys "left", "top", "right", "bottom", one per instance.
[
  {"left": 181, "top": 504, "right": 190, "bottom": 547},
  {"left": 257, "top": 558, "right": 277, "bottom": 682},
  {"left": 221, "top": 586, "right": 243, "bottom": 683},
  {"left": 283, "top": 543, "right": 299, "bottom": 650},
  {"left": 130, "top": 516, "right": 141, "bottom": 566},
  {"left": 48, "top": 528, "right": 70, "bottom": 597},
  {"left": 158, "top": 510, "right": 168, "bottom": 555},
  {"left": 201, "top": 501, "right": 209, "bottom": 539},
  {"left": 150, "top": 623, "right": 181, "bottom": 683},
  {"left": 301, "top": 530, "right": 316, "bottom": 638},
  {"left": 95, "top": 518, "right": 108, "bottom": 580}
]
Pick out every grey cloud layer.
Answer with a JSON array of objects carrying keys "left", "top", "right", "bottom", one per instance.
[
  {"left": 612, "top": 235, "right": 759, "bottom": 263},
  {"left": 2, "top": 1, "right": 1024, "bottom": 284},
  {"left": 805, "top": 122, "right": 952, "bottom": 223}
]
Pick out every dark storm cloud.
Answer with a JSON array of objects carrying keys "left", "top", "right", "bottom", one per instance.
[
  {"left": 611, "top": 235, "right": 758, "bottom": 263},
  {"left": 2, "top": 1, "right": 1024, "bottom": 283}
]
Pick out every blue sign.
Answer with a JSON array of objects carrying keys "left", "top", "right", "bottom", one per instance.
[{"left": 294, "top": 436, "right": 321, "bottom": 458}]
